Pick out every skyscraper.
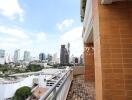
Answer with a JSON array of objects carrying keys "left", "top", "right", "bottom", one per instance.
[
  {"left": 80, "top": 54, "right": 83, "bottom": 64},
  {"left": 24, "top": 51, "right": 30, "bottom": 61},
  {"left": 14, "top": 49, "right": 20, "bottom": 63},
  {"left": 60, "top": 45, "right": 65, "bottom": 65},
  {"left": 52, "top": 53, "right": 57, "bottom": 62},
  {"left": 0, "top": 49, "right": 5, "bottom": 65},
  {"left": 47, "top": 54, "right": 52, "bottom": 62},
  {"left": 70, "top": 54, "right": 74, "bottom": 64},
  {"left": 60, "top": 44, "right": 69, "bottom": 65},
  {"left": 75, "top": 57, "right": 79, "bottom": 64},
  {"left": 67, "top": 43, "right": 70, "bottom": 64},
  {"left": 39, "top": 53, "right": 46, "bottom": 61}
]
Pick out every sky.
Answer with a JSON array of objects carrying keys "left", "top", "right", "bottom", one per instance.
[{"left": 0, "top": 0, "right": 83, "bottom": 58}]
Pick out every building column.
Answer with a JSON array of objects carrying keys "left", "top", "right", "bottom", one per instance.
[
  {"left": 93, "top": 1, "right": 132, "bottom": 100},
  {"left": 84, "top": 43, "right": 95, "bottom": 81}
]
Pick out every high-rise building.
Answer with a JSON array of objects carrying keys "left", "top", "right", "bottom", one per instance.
[
  {"left": 74, "top": 57, "right": 79, "bottom": 64},
  {"left": 24, "top": 51, "right": 30, "bottom": 61},
  {"left": 39, "top": 53, "right": 46, "bottom": 61},
  {"left": 67, "top": 43, "right": 70, "bottom": 64},
  {"left": 47, "top": 54, "right": 52, "bottom": 62},
  {"left": 79, "top": 54, "right": 83, "bottom": 64},
  {"left": 60, "top": 45, "right": 69, "bottom": 65},
  {"left": 52, "top": 53, "right": 57, "bottom": 62},
  {"left": 0, "top": 49, "right": 5, "bottom": 65},
  {"left": 14, "top": 49, "right": 20, "bottom": 63},
  {"left": 70, "top": 54, "right": 74, "bottom": 64},
  {"left": 60, "top": 45, "right": 66, "bottom": 65}
]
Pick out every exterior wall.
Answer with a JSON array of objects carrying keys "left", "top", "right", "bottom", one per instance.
[
  {"left": 0, "top": 49, "right": 5, "bottom": 64},
  {"left": 93, "top": 1, "right": 132, "bottom": 100},
  {"left": 84, "top": 43, "right": 95, "bottom": 81},
  {"left": 73, "top": 66, "right": 85, "bottom": 75},
  {"left": 93, "top": 0, "right": 103, "bottom": 100}
]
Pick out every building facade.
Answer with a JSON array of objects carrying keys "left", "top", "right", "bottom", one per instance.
[
  {"left": 67, "top": 43, "right": 70, "bottom": 63},
  {"left": 39, "top": 53, "right": 46, "bottom": 61},
  {"left": 47, "top": 54, "right": 52, "bottom": 62},
  {"left": 60, "top": 45, "right": 69, "bottom": 65},
  {"left": 74, "top": 57, "right": 79, "bottom": 64},
  {"left": 79, "top": 54, "right": 83, "bottom": 64},
  {"left": 14, "top": 49, "right": 20, "bottom": 63},
  {"left": 52, "top": 53, "right": 58, "bottom": 63},
  {"left": 24, "top": 51, "right": 30, "bottom": 61},
  {"left": 0, "top": 49, "right": 5, "bottom": 65},
  {"left": 81, "top": 0, "right": 132, "bottom": 100}
]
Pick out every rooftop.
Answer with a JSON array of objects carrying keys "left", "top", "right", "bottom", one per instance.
[{"left": 32, "top": 87, "right": 48, "bottom": 99}]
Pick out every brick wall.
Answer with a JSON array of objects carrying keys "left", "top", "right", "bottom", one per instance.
[
  {"left": 93, "top": 0, "right": 103, "bottom": 100},
  {"left": 84, "top": 43, "right": 95, "bottom": 81},
  {"left": 93, "top": 1, "right": 132, "bottom": 100}
]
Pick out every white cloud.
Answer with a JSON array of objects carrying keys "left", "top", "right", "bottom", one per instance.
[
  {"left": 57, "top": 19, "right": 74, "bottom": 31},
  {"left": 0, "top": 25, "right": 48, "bottom": 52},
  {"left": 0, "top": 37, "right": 33, "bottom": 54},
  {"left": 0, "top": 24, "right": 50, "bottom": 58},
  {"left": 0, "top": 0, "right": 24, "bottom": 21},
  {"left": 0, "top": 42, "right": 17, "bottom": 50},
  {"left": 0, "top": 37, "right": 18, "bottom": 43},
  {"left": 0, "top": 25, "right": 33, "bottom": 51},
  {"left": 60, "top": 26, "right": 83, "bottom": 56},
  {"left": 0, "top": 26, "right": 29, "bottom": 39},
  {"left": 21, "top": 39, "right": 32, "bottom": 46},
  {"left": 36, "top": 32, "right": 46, "bottom": 42}
]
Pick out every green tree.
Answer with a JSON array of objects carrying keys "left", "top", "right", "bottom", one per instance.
[
  {"left": 27, "top": 64, "right": 42, "bottom": 72},
  {"left": 14, "top": 86, "right": 32, "bottom": 100}
]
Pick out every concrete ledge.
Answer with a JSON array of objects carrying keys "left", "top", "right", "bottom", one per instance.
[{"left": 73, "top": 66, "right": 85, "bottom": 75}]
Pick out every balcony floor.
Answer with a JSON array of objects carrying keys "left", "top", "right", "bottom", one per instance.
[{"left": 66, "top": 75, "right": 95, "bottom": 100}]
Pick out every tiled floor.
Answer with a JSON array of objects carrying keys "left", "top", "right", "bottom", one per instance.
[{"left": 66, "top": 75, "right": 95, "bottom": 100}]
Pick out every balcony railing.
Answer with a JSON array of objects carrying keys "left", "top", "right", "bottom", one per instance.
[{"left": 39, "top": 69, "right": 73, "bottom": 100}]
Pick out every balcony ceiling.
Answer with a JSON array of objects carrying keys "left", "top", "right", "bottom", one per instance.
[
  {"left": 102, "top": 0, "right": 132, "bottom": 4},
  {"left": 80, "top": 0, "right": 86, "bottom": 22}
]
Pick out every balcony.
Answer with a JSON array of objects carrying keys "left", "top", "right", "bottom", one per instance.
[
  {"left": 67, "top": 74, "right": 95, "bottom": 100},
  {"left": 36, "top": 66, "right": 95, "bottom": 100}
]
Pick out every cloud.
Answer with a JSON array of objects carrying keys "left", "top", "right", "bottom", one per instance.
[
  {"left": 0, "top": 26, "right": 29, "bottom": 39},
  {"left": 0, "top": 25, "right": 33, "bottom": 51},
  {"left": 0, "top": 0, "right": 24, "bottom": 21},
  {"left": 0, "top": 25, "right": 48, "bottom": 52},
  {"left": 56, "top": 19, "right": 74, "bottom": 31},
  {"left": 20, "top": 40, "right": 32, "bottom": 47},
  {"left": 36, "top": 32, "right": 46, "bottom": 42},
  {"left": 0, "top": 37, "right": 32, "bottom": 53},
  {"left": 0, "top": 42, "right": 17, "bottom": 49},
  {"left": 0, "top": 37, "right": 18, "bottom": 43},
  {"left": 60, "top": 26, "right": 83, "bottom": 56}
]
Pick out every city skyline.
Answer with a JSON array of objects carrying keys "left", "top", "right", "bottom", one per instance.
[
  {"left": 0, "top": 0, "right": 83, "bottom": 57},
  {"left": 1, "top": 48, "right": 83, "bottom": 63}
]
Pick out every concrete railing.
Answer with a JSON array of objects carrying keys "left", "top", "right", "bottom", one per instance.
[
  {"left": 72, "top": 66, "right": 85, "bottom": 75},
  {"left": 39, "top": 69, "right": 73, "bottom": 100}
]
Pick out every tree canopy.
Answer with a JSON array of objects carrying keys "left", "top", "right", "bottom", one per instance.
[
  {"left": 14, "top": 86, "right": 32, "bottom": 100},
  {"left": 27, "top": 64, "right": 43, "bottom": 72}
]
